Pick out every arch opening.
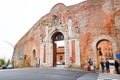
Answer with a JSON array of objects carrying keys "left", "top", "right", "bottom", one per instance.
[
  {"left": 92, "top": 35, "right": 118, "bottom": 70},
  {"left": 51, "top": 32, "right": 65, "bottom": 67},
  {"left": 96, "top": 39, "right": 114, "bottom": 69}
]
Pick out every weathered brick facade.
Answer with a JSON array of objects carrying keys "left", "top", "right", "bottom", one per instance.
[{"left": 13, "top": 0, "right": 120, "bottom": 69}]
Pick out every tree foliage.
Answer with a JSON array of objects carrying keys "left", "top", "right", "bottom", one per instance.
[{"left": 0, "top": 59, "right": 5, "bottom": 67}]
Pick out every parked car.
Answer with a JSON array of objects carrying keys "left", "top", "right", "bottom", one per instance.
[
  {"left": 1, "top": 65, "right": 7, "bottom": 69},
  {"left": 56, "top": 62, "right": 62, "bottom": 65},
  {"left": 7, "top": 64, "right": 14, "bottom": 69}
]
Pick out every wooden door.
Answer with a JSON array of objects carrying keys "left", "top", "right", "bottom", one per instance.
[{"left": 53, "top": 42, "right": 57, "bottom": 67}]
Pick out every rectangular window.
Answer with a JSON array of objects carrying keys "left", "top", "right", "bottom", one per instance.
[{"left": 60, "top": 56, "right": 62, "bottom": 60}]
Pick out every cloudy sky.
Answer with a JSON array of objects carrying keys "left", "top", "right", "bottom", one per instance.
[{"left": 0, "top": 0, "right": 85, "bottom": 61}]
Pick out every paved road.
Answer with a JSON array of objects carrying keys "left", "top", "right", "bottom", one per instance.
[{"left": 0, "top": 68, "right": 89, "bottom": 80}]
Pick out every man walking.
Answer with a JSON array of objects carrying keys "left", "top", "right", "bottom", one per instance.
[
  {"left": 105, "top": 58, "right": 110, "bottom": 73},
  {"left": 100, "top": 58, "right": 105, "bottom": 72},
  {"left": 115, "top": 60, "right": 119, "bottom": 74}
]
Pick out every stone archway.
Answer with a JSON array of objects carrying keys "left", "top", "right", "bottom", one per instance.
[
  {"left": 92, "top": 35, "right": 118, "bottom": 68},
  {"left": 47, "top": 30, "right": 70, "bottom": 67},
  {"left": 96, "top": 39, "right": 114, "bottom": 69},
  {"left": 39, "top": 25, "right": 80, "bottom": 67},
  {"left": 51, "top": 32, "right": 64, "bottom": 67}
]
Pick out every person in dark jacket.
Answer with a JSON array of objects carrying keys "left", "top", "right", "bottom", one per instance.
[
  {"left": 115, "top": 60, "right": 119, "bottom": 74},
  {"left": 100, "top": 58, "right": 105, "bottom": 72},
  {"left": 88, "top": 58, "right": 94, "bottom": 70},
  {"left": 105, "top": 58, "right": 110, "bottom": 73},
  {"left": 88, "top": 58, "right": 93, "bottom": 66}
]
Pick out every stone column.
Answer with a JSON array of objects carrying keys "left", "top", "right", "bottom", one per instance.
[
  {"left": 45, "top": 26, "right": 48, "bottom": 40},
  {"left": 45, "top": 25, "right": 50, "bottom": 66},
  {"left": 75, "top": 39, "right": 80, "bottom": 66},
  {"left": 46, "top": 42, "right": 53, "bottom": 66},
  {"left": 64, "top": 40, "right": 70, "bottom": 67},
  {"left": 69, "top": 40, "right": 72, "bottom": 59},
  {"left": 40, "top": 44, "right": 44, "bottom": 66},
  {"left": 46, "top": 42, "right": 49, "bottom": 66},
  {"left": 49, "top": 42, "right": 53, "bottom": 66},
  {"left": 67, "top": 18, "right": 73, "bottom": 66},
  {"left": 67, "top": 18, "right": 73, "bottom": 38}
]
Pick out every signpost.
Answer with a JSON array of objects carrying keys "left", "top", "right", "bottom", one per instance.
[{"left": 19, "top": 56, "right": 23, "bottom": 60}]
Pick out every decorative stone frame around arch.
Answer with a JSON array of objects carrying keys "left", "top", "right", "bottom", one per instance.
[
  {"left": 47, "top": 29, "right": 70, "bottom": 67},
  {"left": 39, "top": 24, "right": 80, "bottom": 67},
  {"left": 92, "top": 35, "right": 118, "bottom": 67},
  {"left": 39, "top": 26, "right": 70, "bottom": 67}
]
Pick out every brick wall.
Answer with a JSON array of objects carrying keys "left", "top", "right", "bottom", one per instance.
[{"left": 13, "top": 0, "right": 120, "bottom": 68}]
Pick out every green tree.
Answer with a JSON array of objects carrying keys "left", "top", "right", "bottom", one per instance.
[{"left": 0, "top": 59, "right": 5, "bottom": 67}]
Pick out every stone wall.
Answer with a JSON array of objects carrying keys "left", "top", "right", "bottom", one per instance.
[{"left": 13, "top": 0, "right": 120, "bottom": 68}]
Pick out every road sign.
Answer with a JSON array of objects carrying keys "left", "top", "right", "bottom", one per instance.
[{"left": 116, "top": 54, "right": 120, "bottom": 59}]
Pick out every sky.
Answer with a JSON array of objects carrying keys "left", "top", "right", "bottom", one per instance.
[{"left": 0, "top": 0, "right": 85, "bottom": 61}]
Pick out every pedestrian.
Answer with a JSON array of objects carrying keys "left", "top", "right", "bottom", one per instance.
[
  {"left": 105, "top": 58, "right": 110, "bottom": 73},
  {"left": 88, "top": 58, "right": 94, "bottom": 70},
  {"left": 100, "top": 58, "right": 105, "bottom": 72},
  {"left": 115, "top": 60, "right": 119, "bottom": 74}
]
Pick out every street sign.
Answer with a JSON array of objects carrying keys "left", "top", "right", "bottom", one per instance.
[
  {"left": 116, "top": 54, "right": 120, "bottom": 59},
  {"left": 19, "top": 56, "right": 23, "bottom": 60}
]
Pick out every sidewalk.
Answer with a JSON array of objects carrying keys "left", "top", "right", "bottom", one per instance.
[
  {"left": 98, "top": 73, "right": 120, "bottom": 80},
  {"left": 77, "top": 72, "right": 120, "bottom": 80}
]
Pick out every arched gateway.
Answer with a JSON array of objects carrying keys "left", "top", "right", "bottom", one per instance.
[
  {"left": 92, "top": 35, "right": 118, "bottom": 69},
  {"left": 39, "top": 28, "right": 81, "bottom": 67}
]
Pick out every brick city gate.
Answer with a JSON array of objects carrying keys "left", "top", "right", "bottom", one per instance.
[{"left": 40, "top": 26, "right": 81, "bottom": 67}]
